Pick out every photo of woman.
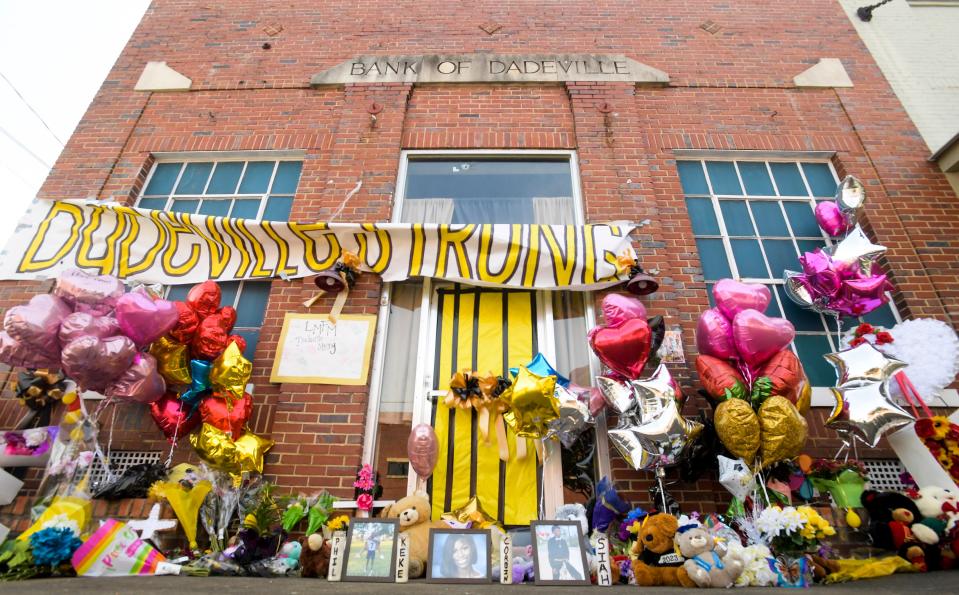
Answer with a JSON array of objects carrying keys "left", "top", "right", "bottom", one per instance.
[{"left": 428, "top": 529, "right": 491, "bottom": 583}]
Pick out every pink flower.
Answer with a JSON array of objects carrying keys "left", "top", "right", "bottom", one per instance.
[{"left": 356, "top": 493, "right": 374, "bottom": 512}]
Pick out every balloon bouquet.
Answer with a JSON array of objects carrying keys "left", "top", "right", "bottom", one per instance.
[
  {"left": 591, "top": 293, "right": 702, "bottom": 510},
  {"left": 695, "top": 279, "right": 810, "bottom": 488}
]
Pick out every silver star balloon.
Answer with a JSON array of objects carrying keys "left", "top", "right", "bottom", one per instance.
[
  {"left": 597, "top": 376, "right": 634, "bottom": 415},
  {"left": 633, "top": 399, "right": 703, "bottom": 464},
  {"left": 826, "top": 225, "right": 887, "bottom": 275},
  {"left": 824, "top": 342, "right": 913, "bottom": 448},
  {"left": 630, "top": 363, "right": 686, "bottom": 422},
  {"left": 545, "top": 385, "right": 594, "bottom": 448}
]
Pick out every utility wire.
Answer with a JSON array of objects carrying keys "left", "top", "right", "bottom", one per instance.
[
  {"left": 0, "top": 70, "right": 65, "bottom": 147},
  {"left": 0, "top": 125, "right": 52, "bottom": 169}
]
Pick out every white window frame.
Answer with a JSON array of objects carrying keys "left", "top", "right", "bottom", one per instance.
[{"left": 362, "top": 150, "right": 612, "bottom": 515}]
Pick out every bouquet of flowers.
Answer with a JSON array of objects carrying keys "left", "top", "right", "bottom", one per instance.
[
  {"left": 808, "top": 459, "right": 869, "bottom": 509},
  {"left": 754, "top": 505, "right": 836, "bottom": 556},
  {"left": 915, "top": 416, "right": 959, "bottom": 481}
]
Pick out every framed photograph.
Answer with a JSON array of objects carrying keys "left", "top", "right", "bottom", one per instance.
[
  {"left": 427, "top": 528, "right": 491, "bottom": 583},
  {"left": 342, "top": 518, "right": 400, "bottom": 582},
  {"left": 530, "top": 520, "right": 590, "bottom": 586}
]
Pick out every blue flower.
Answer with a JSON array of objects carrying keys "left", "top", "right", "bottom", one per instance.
[{"left": 28, "top": 527, "right": 82, "bottom": 567}]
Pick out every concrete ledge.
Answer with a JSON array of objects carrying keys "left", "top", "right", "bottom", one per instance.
[
  {"left": 134, "top": 61, "right": 192, "bottom": 92},
  {"left": 794, "top": 58, "right": 853, "bottom": 88}
]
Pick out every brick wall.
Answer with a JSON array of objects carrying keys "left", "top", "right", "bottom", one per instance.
[{"left": 2, "top": 0, "right": 957, "bottom": 518}]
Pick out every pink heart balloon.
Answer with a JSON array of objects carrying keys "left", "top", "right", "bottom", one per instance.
[
  {"left": 732, "top": 310, "right": 795, "bottom": 369},
  {"left": 61, "top": 335, "right": 137, "bottom": 391},
  {"left": 58, "top": 312, "right": 120, "bottom": 346},
  {"left": 713, "top": 279, "right": 771, "bottom": 321},
  {"left": 55, "top": 268, "right": 125, "bottom": 315},
  {"left": 115, "top": 291, "right": 179, "bottom": 347},
  {"left": 600, "top": 293, "right": 647, "bottom": 328},
  {"left": 589, "top": 317, "right": 653, "bottom": 379},
  {"left": 4, "top": 294, "right": 72, "bottom": 359},
  {"left": 105, "top": 352, "right": 166, "bottom": 403},
  {"left": 814, "top": 201, "right": 852, "bottom": 237},
  {"left": 696, "top": 308, "right": 737, "bottom": 360},
  {"left": 0, "top": 331, "right": 61, "bottom": 369}
]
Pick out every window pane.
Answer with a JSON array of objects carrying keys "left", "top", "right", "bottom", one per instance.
[
  {"left": 783, "top": 202, "right": 821, "bottom": 237},
  {"left": 696, "top": 239, "right": 731, "bottom": 280},
  {"left": 166, "top": 284, "right": 191, "bottom": 302},
  {"left": 860, "top": 303, "right": 899, "bottom": 328},
  {"left": 796, "top": 239, "right": 826, "bottom": 257},
  {"left": 231, "top": 199, "right": 260, "bottom": 219},
  {"left": 174, "top": 162, "right": 213, "bottom": 195},
  {"left": 770, "top": 162, "right": 807, "bottom": 196},
  {"left": 219, "top": 281, "right": 240, "bottom": 308},
  {"left": 719, "top": 201, "right": 754, "bottom": 236},
  {"left": 235, "top": 282, "right": 271, "bottom": 327},
  {"left": 677, "top": 161, "right": 709, "bottom": 195},
  {"left": 730, "top": 239, "right": 768, "bottom": 278},
  {"left": 198, "top": 199, "right": 231, "bottom": 217},
  {"left": 685, "top": 198, "right": 720, "bottom": 235},
  {"left": 762, "top": 239, "right": 798, "bottom": 277},
  {"left": 738, "top": 162, "right": 775, "bottom": 195},
  {"left": 777, "top": 286, "right": 826, "bottom": 332},
  {"left": 233, "top": 329, "right": 259, "bottom": 361},
  {"left": 706, "top": 283, "right": 716, "bottom": 308},
  {"left": 263, "top": 196, "right": 294, "bottom": 221},
  {"left": 143, "top": 163, "right": 181, "bottom": 196},
  {"left": 207, "top": 162, "right": 244, "bottom": 194},
  {"left": 137, "top": 197, "right": 167, "bottom": 211},
  {"left": 764, "top": 287, "right": 783, "bottom": 317},
  {"left": 705, "top": 161, "right": 743, "bottom": 195},
  {"left": 238, "top": 161, "right": 275, "bottom": 194},
  {"left": 802, "top": 163, "right": 837, "bottom": 197},
  {"left": 750, "top": 201, "right": 789, "bottom": 236},
  {"left": 794, "top": 335, "right": 836, "bottom": 387},
  {"left": 271, "top": 161, "right": 303, "bottom": 194},
  {"left": 170, "top": 199, "right": 199, "bottom": 214}
]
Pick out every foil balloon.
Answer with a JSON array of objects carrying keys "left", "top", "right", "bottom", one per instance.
[
  {"left": 759, "top": 349, "right": 806, "bottom": 405},
  {"left": 186, "top": 281, "right": 221, "bottom": 319},
  {"left": 54, "top": 268, "right": 124, "bottom": 315},
  {"left": 695, "top": 355, "right": 747, "bottom": 402},
  {"left": 758, "top": 395, "right": 808, "bottom": 467},
  {"left": 824, "top": 342, "right": 912, "bottom": 448},
  {"left": 588, "top": 317, "right": 653, "bottom": 379},
  {"left": 696, "top": 308, "right": 737, "bottom": 361},
  {"left": 732, "top": 309, "right": 795, "bottom": 369},
  {"left": 631, "top": 399, "right": 703, "bottom": 467},
  {"left": 545, "top": 385, "right": 594, "bottom": 448},
  {"left": 234, "top": 431, "right": 274, "bottom": 474},
  {"left": 828, "top": 226, "right": 887, "bottom": 272},
  {"left": 227, "top": 335, "right": 248, "bottom": 355},
  {"left": 180, "top": 359, "right": 213, "bottom": 409},
  {"left": 150, "top": 391, "right": 200, "bottom": 440},
  {"left": 835, "top": 175, "right": 866, "bottom": 212},
  {"left": 587, "top": 386, "right": 606, "bottom": 417},
  {"left": 218, "top": 306, "right": 237, "bottom": 332},
  {"left": 629, "top": 364, "right": 685, "bottom": 421},
  {"left": 191, "top": 315, "right": 230, "bottom": 361},
  {"left": 115, "top": 291, "right": 179, "bottom": 348},
  {"left": 508, "top": 353, "right": 570, "bottom": 387},
  {"left": 718, "top": 456, "right": 756, "bottom": 501},
  {"left": 814, "top": 201, "right": 852, "bottom": 237},
  {"left": 105, "top": 352, "right": 166, "bottom": 403},
  {"left": 712, "top": 279, "right": 770, "bottom": 321},
  {"left": 0, "top": 332, "right": 60, "bottom": 369},
  {"left": 190, "top": 423, "right": 239, "bottom": 472},
  {"left": 407, "top": 423, "right": 439, "bottom": 480},
  {"left": 597, "top": 376, "right": 634, "bottom": 414},
  {"left": 5, "top": 294, "right": 72, "bottom": 359},
  {"left": 210, "top": 342, "right": 252, "bottom": 402},
  {"left": 200, "top": 392, "right": 252, "bottom": 439},
  {"left": 169, "top": 302, "right": 200, "bottom": 344},
  {"left": 58, "top": 312, "right": 120, "bottom": 346},
  {"left": 150, "top": 336, "right": 192, "bottom": 385},
  {"left": 60, "top": 335, "right": 137, "bottom": 391},
  {"left": 600, "top": 293, "right": 647, "bottom": 327},
  {"left": 714, "top": 398, "right": 761, "bottom": 462},
  {"left": 501, "top": 366, "right": 558, "bottom": 438}
]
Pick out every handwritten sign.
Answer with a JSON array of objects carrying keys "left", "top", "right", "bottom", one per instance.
[
  {"left": 395, "top": 532, "right": 409, "bottom": 583},
  {"left": 328, "top": 531, "right": 347, "bottom": 581},
  {"left": 595, "top": 534, "right": 612, "bottom": 586},
  {"left": 271, "top": 313, "right": 377, "bottom": 384},
  {"left": 500, "top": 533, "right": 513, "bottom": 584}
]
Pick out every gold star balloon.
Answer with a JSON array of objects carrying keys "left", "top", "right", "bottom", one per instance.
[
  {"left": 234, "top": 430, "right": 274, "bottom": 474},
  {"left": 441, "top": 495, "right": 500, "bottom": 529},
  {"left": 501, "top": 366, "right": 558, "bottom": 438},
  {"left": 824, "top": 342, "right": 913, "bottom": 448}
]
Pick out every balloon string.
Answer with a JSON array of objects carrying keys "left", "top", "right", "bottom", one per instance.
[
  {"left": 755, "top": 459, "right": 771, "bottom": 506},
  {"left": 166, "top": 412, "right": 183, "bottom": 468},
  {"left": 834, "top": 315, "right": 843, "bottom": 352},
  {"left": 656, "top": 468, "right": 667, "bottom": 513}
]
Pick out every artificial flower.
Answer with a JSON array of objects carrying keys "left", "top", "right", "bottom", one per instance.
[
  {"left": 854, "top": 323, "right": 874, "bottom": 337},
  {"left": 327, "top": 515, "right": 349, "bottom": 531},
  {"left": 875, "top": 331, "right": 893, "bottom": 345},
  {"left": 28, "top": 527, "right": 82, "bottom": 567},
  {"left": 356, "top": 493, "right": 374, "bottom": 512}
]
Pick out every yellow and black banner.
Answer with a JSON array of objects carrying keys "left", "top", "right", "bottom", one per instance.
[{"left": 0, "top": 200, "right": 636, "bottom": 289}]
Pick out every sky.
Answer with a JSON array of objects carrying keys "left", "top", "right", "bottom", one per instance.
[{"left": 0, "top": 0, "right": 151, "bottom": 244}]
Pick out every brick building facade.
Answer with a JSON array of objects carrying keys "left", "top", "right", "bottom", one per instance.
[{"left": 1, "top": 0, "right": 957, "bottom": 528}]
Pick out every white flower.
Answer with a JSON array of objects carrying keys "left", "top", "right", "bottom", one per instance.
[
  {"left": 76, "top": 451, "right": 95, "bottom": 469},
  {"left": 41, "top": 513, "right": 80, "bottom": 535},
  {"left": 779, "top": 507, "right": 804, "bottom": 535},
  {"left": 22, "top": 428, "right": 49, "bottom": 448}
]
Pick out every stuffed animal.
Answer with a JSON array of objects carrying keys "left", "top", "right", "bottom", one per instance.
[
  {"left": 630, "top": 513, "right": 696, "bottom": 587},
  {"left": 592, "top": 477, "right": 630, "bottom": 533},
  {"left": 910, "top": 487, "right": 959, "bottom": 569},
  {"left": 512, "top": 545, "right": 536, "bottom": 583},
  {"left": 861, "top": 489, "right": 940, "bottom": 571},
  {"left": 298, "top": 533, "right": 332, "bottom": 578},
  {"left": 674, "top": 524, "right": 744, "bottom": 588},
  {"left": 379, "top": 490, "right": 447, "bottom": 578}
]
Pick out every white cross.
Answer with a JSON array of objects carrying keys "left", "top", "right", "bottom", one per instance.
[{"left": 127, "top": 503, "right": 178, "bottom": 542}]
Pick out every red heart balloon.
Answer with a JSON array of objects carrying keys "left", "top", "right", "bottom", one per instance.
[
  {"left": 150, "top": 391, "right": 201, "bottom": 441},
  {"left": 588, "top": 318, "right": 652, "bottom": 379},
  {"left": 200, "top": 391, "right": 253, "bottom": 439}
]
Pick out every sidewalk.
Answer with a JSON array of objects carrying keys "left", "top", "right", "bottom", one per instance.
[{"left": 0, "top": 572, "right": 954, "bottom": 594}]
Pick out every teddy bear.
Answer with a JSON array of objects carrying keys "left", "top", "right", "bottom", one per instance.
[
  {"left": 630, "top": 513, "right": 696, "bottom": 587},
  {"left": 861, "top": 489, "right": 940, "bottom": 571},
  {"left": 298, "top": 533, "right": 332, "bottom": 578},
  {"left": 910, "top": 487, "right": 959, "bottom": 569},
  {"left": 674, "top": 524, "right": 744, "bottom": 588},
  {"left": 379, "top": 490, "right": 447, "bottom": 578}
]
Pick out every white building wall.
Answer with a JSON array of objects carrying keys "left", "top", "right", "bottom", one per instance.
[{"left": 840, "top": 0, "right": 959, "bottom": 153}]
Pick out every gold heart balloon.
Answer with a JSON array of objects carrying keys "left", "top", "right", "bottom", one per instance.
[
  {"left": 714, "top": 397, "right": 761, "bottom": 462},
  {"left": 758, "top": 395, "right": 808, "bottom": 467}
]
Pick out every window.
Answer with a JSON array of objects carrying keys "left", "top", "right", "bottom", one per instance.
[
  {"left": 137, "top": 158, "right": 303, "bottom": 361},
  {"left": 678, "top": 158, "right": 898, "bottom": 386}
]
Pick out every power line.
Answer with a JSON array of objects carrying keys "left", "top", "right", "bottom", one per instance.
[
  {"left": 0, "top": 125, "right": 52, "bottom": 169},
  {"left": 0, "top": 70, "right": 65, "bottom": 147}
]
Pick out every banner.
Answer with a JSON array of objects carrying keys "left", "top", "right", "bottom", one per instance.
[{"left": 0, "top": 200, "right": 637, "bottom": 290}]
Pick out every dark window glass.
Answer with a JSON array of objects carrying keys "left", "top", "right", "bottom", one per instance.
[
  {"left": 794, "top": 335, "right": 837, "bottom": 386},
  {"left": 174, "top": 162, "right": 214, "bottom": 195},
  {"left": 731, "top": 239, "right": 768, "bottom": 278},
  {"left": 207, "top": 162, "right": 244, "bottom": 194},
  {"left": 770, "top": 162, "right": 807, "bottom": 196},
  {"left": 719, "top": 201, "right": 754, "bottom": 236},
  {"left": 143, "top": 163, "right": 181, "bottom": 196},
  {"left": 705, "top": 161, "right": 743, "bottom": 195},
  {"left": 802, "top": 163, "right": 837, "bottom": 197},
  {"left": 271, "top": 161, "right": 303, "bottom": 194},
  {"left": 263, "top": 196, "right": 294, "bottom": 221},
  {"left": 170, "top": 199, "right": 199, "bottom": 214},
  {"left": 238, "top": 161, "right": 275, "bottom": 194},
  {"left": 685, "top": 198, "right": 720, "bottom": 235},
  {"left": 231, "top": 199, "right": 260, "bottom": 219},
  {"left": 751, "top": 202, "right": 789, "bottom": 236},
  {"left": 738, "top": 162, "right": 775, "bottom": 195},
  {"left": 198, "top": 200, "right": 231, "bottom": 217},
  {"left": 677, "top": 161, "right": 709, "bottom": 194},
  {"left": 696, "top": 239, "right": 731, "bottom": 280},
  {"left": 137, "top": 197, "right": 167, "bottom": 211},
  {"left": 783, "top": 202, "right": 821, "bottom": 237}
]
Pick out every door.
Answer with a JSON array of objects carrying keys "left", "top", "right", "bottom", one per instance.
[{"left": 427, "top": 284, "right": 543, "bottom": 525}]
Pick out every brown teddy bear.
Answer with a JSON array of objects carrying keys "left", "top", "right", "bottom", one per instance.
[
  {"left": 630, "top": 513, "right": 696, "bottom": 587},
  {"left": 299, "top": 533, "right": 332, "bottom": 578},
  {"left": 379, "top": 490, "right": 447, "bottom": 578}
]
